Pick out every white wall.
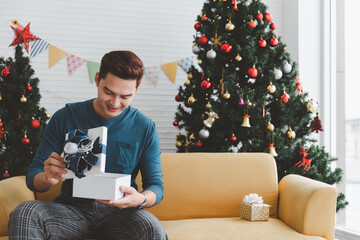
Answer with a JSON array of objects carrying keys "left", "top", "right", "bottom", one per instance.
[{"left": 0, "top": 0, "right": 283, "bottom": 153}]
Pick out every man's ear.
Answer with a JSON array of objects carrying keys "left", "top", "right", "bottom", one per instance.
[{"left": 95, "top": 72, "right": 100, "bottom": 87}]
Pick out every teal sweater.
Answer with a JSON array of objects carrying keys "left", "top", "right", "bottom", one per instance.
[{"left": 26, "top": 99, "right": 164, "bottom": 206}]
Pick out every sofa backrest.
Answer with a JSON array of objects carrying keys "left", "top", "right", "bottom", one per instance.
[{"left": 143, "top": 153, "right": 278, "bottom": 220}]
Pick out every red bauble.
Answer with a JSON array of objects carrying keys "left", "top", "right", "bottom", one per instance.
[
  {"left": 264, "top": 12, "right": 272, "bottom": 22},
  {"left": 31, "top": 119, "right": 40, "bottom": 129},
  {"left": 270, "top": 36, "right": 278, "bottom": 46},
  {"left": 201, "top": 80, "right": 211, "bottom": 90},
  {"left": 26, "top": 85, "right": 32, "bottom": 91},
  {"left": 258, "top": 37, "right": 267, "bottom": 47},
  {"left": 281, "top": 93, "right": 290, "bottom": 103},
  {"left": 194, "top": 23, "right": 201, "bottom": 31},
  {"left": 173, "top": 120, "right": 178, "bottom": 126},
  {"left": 201, "top": 16, "right": 208, "bottom": 21},
  {"left": 230, "top": 135, "right": 237, "bottom": 142},
  {"left": 1, "top": 66, "right": 10, "bottom": 77},
  {"left": 175, "top": 95, "right": 181, "bottom": 102},
  {"left": 196, "top": 141, "right": 203, "bottom": 147},
  {"left": 3, "top": 171, "right": 9, "bottom": 178},
  {"left": 221, "top": 43, "right": 232, "bottom": 53},
  {"left": 256, "top": 12, "right": 263, "bottom": 20},
  {"left": 22, "top": 137, "right": 30, "bottom": 145},
  {"left": 249, "top": 20, "right": 256, "bottom": 28},
  {"left": 247, "top": 67, "right": 258, "bottom": 78},
  {"left": 197, "top": 36, "right": 209, "bottom": 47},
  {"left": 184, "top": 102, "right": 190, "bottom": 108},
  {"left": 270, "top": 22, "right": 276, "bottom": 30},
  {"left": 0, "top": 121, "right": 3, "bottom": 127}
]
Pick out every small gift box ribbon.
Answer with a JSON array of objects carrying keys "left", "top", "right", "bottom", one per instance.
[
  {"left": 63, "top": 129, "right": 105, "bottom": 178},
  {"left": 242, "top": 193, "right": 270, "bottom": 207}
]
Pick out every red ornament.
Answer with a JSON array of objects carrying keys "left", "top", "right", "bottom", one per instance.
[
  {"left": 196, "top": 141, "right": 203, "bottom": 147},
  {"left": 256, "top": 12, "right": 263, "bottom": 20},
  {"left": 295, "top": 147, "right": 312, "bottom": 171},
  {"left": 249, "top": 20, "right": 256, "bottom": 28},
  {"left": 264, "top": 12, "right": 272, "bottom": 22},
  {"left": 232, "top": 0, "right": 238, "bottom": 10},
  {"left": 194, "top": 23, "right": 201, "bottom": 31},
  {"left": 9, "top": 23, "right": 40, "bottom": 53},
  {"left": 0, "top": 121, "right": 4, "bottom": 139},
  {"left": 31, "top": 119, "right": 40, "bottom": 129},
  {"left": 184, "top": 102, "right": 190, "bottom": 108},
  {"left": 311, "top": 112, "right": 324, "bottom": 133},
  {"left": 173, "top": 120, "right": 179, "bottom": 126},
  {"left": 258, "top": 37, "right": 267, "bottom": 47},
  {"left": 247, "top": 67, "right": 258, "bottom": 78},
  {"left": 3, "top": 171, "right": 10, "bottom": 178},
  {"left": 270, "top": 36, "right": 278, "bottom": 46},
  {"left": 22, "top": 136, "right": 30, "bottom": 145},
  {"left": 201, "top": 74, "right": 205, "bottom": 80},
  {"left": 281, "top": 92, "right": 290, "bottom": 103},
  {"left": 230, "top": 135, "right": 237, "bottom": 142},
  {"left": 270, "top": 22, "right": 276, "bottom": 30},
  {"left": 201, "top": 80, "right": 211, "bottom": 90},
  {"left": 0, "top": 121, "right": 3, "bottom": 127},
  {"left": 26, "top": 84, "right": 33, "bottom": 91},
  {"left": 1, "top": 66, "right": 10, "bottom": 77},
  {"left": 221, "top": 43, "right": 232, "bottom": 53},
  {"left": 175, "top": 95, "right": 181, "bottom": 102},
  {"left": 201, "top": 16, "right": 208, "bottom": 22},
  {"left": 295, "top": 77, "right": 303, "bottom": 93},
  {"left": 197, "top": 36, "right": 209, "bottom": 47}
]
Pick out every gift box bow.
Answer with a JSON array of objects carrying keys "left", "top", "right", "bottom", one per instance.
[
  {"left": 63, "top": 129, "right": 105, "bottom": 178},
  {"left": 242, "top": 193, "right": 270, "bottom": 207}
]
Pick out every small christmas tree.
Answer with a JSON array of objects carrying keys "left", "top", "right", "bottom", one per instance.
[
  {"left": 0, "top": 45, "right": 50, "bottom": 180},
  {"left": 173, "top": 0, "right": 348, "bottom": 211}
]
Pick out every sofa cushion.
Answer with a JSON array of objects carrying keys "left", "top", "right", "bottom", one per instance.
[
  {"left": 161, "top": 217, "right": 326, "bottom": 240},
  {"left": 145, "top": 153, "right": 278, "bottom": 220}
]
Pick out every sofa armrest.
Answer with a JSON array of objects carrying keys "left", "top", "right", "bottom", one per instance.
[
  {"left": 278, "top": 174, "right": 337, "bottom": 240},
  {"left": 0, "top": 176, "right": 35, "bottom": 237}
]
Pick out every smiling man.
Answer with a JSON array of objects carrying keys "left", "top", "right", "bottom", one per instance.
[{"left": 8, "top": 51, "right": 168, "bottom": 240}]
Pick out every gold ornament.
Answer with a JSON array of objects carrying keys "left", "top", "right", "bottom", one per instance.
[
  {"left": 46, "top": 112, "right": 51, "bottom": 119},
  {"left": 185, "top": 79, "right": 191, "bottom": 85},
  {"left": 223, "top": 91, "right": 231, "bottom": 99},
  {"left": 287, "top": 126, "right": 296, "bottom": 139},
  {"left": 241, "top": 114, "right": 251, "bottom": 128},
  {"left": 0, "top": 92, "right": 2, "bottom": 101},
  {"left": 235, "top": 54, "right": 242, "bottom": 62},
  {"left": 267, "top": 81, "right": 276, "bottom": 94},
  {"left": 187, "top": 73, "right": 193, "bottom": 80},
  {"left": 306, "top": 100, "right": 318, "bottom": 113},
  {"left": 198, "top": 59, "right": 202, "bottom": 65},
  {"left": 176, "top": 141, "right": 182, "bottom": 148},
  {"left": 189, "top": 133, "right": 196, "bottom": 141},
  {"left": 20, "top": 95, "right": 27, "bottom": 103},
  {"left": 205, "top": 102, "right": 212, "bottom": 109},
  {"left": 187, "top": 93, "right": 196, "bottom": 105},
  {"left": 210, "top": 32, "right": 222, "bottom": 48},
  {"left": 225, "top": 20, "right": 235, "bottom": 31},
  {"left": 246, "top": 100, "right": 252, "bottom": 107},
  {"left": 266, "top": 122, "right": 274, "bottom": 131}
]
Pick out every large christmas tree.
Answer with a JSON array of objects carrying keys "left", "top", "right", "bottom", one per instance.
[
  {"left": 0, "top": 45, "right": 50, "bottom": 180},
  {"left": 173, "top": 0, "right": 347, "bottom": 211}
]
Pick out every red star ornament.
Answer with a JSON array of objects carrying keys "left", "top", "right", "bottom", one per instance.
[{"left": 9, "top": 23, "right": 40, "bottom": 53}]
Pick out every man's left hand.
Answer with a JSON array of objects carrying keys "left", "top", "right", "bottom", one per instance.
[{"left": 96, "top": 186, "right": 145, "bottom": 209}]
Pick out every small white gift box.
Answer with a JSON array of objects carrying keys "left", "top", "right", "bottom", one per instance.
[{"left": 73, "top": 173, "right": 131, "bottom": 200}]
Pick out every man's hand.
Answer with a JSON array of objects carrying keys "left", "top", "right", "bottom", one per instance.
[
  {"left": 96, "top": 186, "right": 146, "bottom": 209},
  {"left": 43, "top": 152, "right": 67, "bottom": 185}
]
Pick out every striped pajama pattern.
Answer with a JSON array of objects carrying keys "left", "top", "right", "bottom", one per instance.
[{"left": 8, "top": 199, "right": 168, "bottom": 240}]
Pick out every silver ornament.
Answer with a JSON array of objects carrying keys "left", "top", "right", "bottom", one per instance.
[
  {"left": 199, "top": 128, "right": 210, "bottom": 139},
  {"left": 274, "top": 69, "right": 283, "bottom": 80},
  {"left": 192, "top": 45, "right": 201, "bottom": 54},
  {"left": 283, "top": 62, "right": 292, "bottom": 73},
  {"left": 206, "top": 49, "right": 217, "bottom": 59}
]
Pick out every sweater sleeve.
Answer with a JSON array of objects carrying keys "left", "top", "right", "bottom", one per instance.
[
  {"left": 26, "top": 108, "right": 66, "bottom": 192},
  {"left": 138, "top": 121, "right": 164, "bottom": 206}
]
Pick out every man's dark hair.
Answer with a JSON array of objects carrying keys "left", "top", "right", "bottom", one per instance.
[{"left": 99, "top": 51, "right": 144, "bottom": 87}]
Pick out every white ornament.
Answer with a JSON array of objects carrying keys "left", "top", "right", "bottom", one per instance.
[
  {"left": 206, "top": 49, "right": 217, "bottom": 59},
  {"left": 199, "top": 128, "right": 210, "bottom": 139},
  {"left": 64, "top": 142, "right": 78, "bottom": 154},
  {"left": 283, "top": 62, "right": 292, "bottom": 73},
  {"left": 274, "top": 68, "right": 283, "bottom": 80},
  {"left": 192, "top": 45, "right": 201, "bottom": 54}
]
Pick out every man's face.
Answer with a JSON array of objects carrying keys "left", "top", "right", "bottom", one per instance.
[{"left": 94, "top": 72, "right": 138, "bottom": 119}]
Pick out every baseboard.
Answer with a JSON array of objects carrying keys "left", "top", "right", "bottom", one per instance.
[{"left": 335, "top": 226, "right": 360, "bottom": 240}]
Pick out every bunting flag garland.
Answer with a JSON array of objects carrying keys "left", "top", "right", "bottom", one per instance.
[
  {"left": 161, "top": 61, "right": 178, "bottom": 83},
  {"left": 30, "top": 40, "right": 49, "bottom": 58},
  {"left": 67, "top": 54, "right": 86, "bottom": 76},
  {"left": 49, "top": 45, "right": 67, "bottom": 69},
  {"left": 144, "top": 66, "right": 161, "bottom": 87},
  {"left": 178, "top": 56, "right": 195, "bottom": 73},
  {"left": 87, "top": 61, "right": 101, "bottom": 83}
]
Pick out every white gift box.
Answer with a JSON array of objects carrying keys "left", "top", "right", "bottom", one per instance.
[
  {"left": 73, "top": 173, "right": 131, "bottom": 200},
  {"left": 62, "top": 126, "right": 107, "bottom": 179}
]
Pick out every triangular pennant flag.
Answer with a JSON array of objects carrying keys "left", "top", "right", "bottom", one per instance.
[
  {"left": 67, "top": 54, "right": 86, "bottom": 76},
  {"left": 161, "top": 61, "right": 178, "bottom": 83},
  {"left": 144, "top": 66, "right": 161, "bottom": 87},
  {"left": 87, "top": 60, "right": 101, "bottom": 83},
  {"left": 49, "top": 45, "right": 67, "bottom": 69},
  {"left": 178, "top": 56, "right": 195, "bottom": 73},
  {"left": 30, "top": 39, "right": 49, "bottom": 58}
]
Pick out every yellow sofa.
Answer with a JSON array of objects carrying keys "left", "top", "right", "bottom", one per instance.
[{"left": 0, "top": 153, "right": 337, "bottom": 240}]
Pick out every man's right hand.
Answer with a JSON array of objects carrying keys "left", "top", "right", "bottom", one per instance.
[{"left": 43, "top": 152, "right": 67, "bottom": 185}]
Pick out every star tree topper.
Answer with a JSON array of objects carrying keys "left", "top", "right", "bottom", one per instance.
[{"left": 9, "top": 22, "right": 40, "bottom": 53}]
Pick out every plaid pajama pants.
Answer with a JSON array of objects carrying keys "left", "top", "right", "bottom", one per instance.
[{"left": 8, "top": 199, "right": 168, "bottom": 240}]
